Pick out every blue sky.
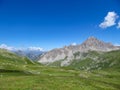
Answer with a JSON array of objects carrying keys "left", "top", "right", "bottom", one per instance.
[{"left": 0, "top": 0, "right": 120, "bottom": 50}]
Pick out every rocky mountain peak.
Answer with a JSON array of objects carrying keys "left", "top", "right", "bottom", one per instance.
[
  {"left": 83, "top": 36, "right": 102, "bottom": 45},
  {"left": 87, "top": 36, "right": 98, "bottom": 40},
  {"left": 80, "top": 36, "right": 116, "bottom": 51},
  {"left": 38, "top": 37, "right": 120, "bottom": 64}
]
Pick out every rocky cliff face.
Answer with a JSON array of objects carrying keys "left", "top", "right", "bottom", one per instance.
[
  {"left": 80, "top": 37, "right": 116, "bottom": 51},
  {"left": 38, "top": 37, "right": 119, "bottom": 65}
]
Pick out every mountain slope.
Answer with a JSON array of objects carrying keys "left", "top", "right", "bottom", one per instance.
[
  {"left": 0, "top": 49, "right": 34, "bottom": 71},
  {"left": 67, "top": 50, "right": 120, "bottom": 71},
  {"left": 38, "top": 37, "right": 119, "bottom": 65}
]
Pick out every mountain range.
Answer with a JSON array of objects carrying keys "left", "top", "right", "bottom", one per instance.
[{"left": 38, "top": 37, "right": 120, "bottom": 67}]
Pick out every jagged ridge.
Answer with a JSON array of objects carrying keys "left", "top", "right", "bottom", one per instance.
[{"left": 38, "top": 37, "right": 120, "bottom": 66}]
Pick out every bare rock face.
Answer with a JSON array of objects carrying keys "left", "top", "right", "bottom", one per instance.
[
  {"left": 38, "top": 37, "right": 119, "bottom": 65},
  {"left": 80, "top": 37, "right": 117, "bottom": 51}
]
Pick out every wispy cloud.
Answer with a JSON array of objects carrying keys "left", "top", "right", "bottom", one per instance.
[
  {"left": 117, "top": 21, "right": 120, "bottom": 29},
  {"left": 28, "top": 47, "right": 44, "bottom": 51},
  {"left": 99, "top": 11, "right": 119, "bottom": 29},
  {"left": 0, "top": 44, "right": 15, "bottom": 50},
  {"left": 0, "top": 44, "right": 44, "bottom": 51},
  {"left": 71, "top": 43, "right": 77, "bottom": 46}
]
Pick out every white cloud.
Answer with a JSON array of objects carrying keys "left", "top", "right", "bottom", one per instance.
[
  {"left": 117, "top": 21, "right": 120, "bottom": 29},
  {"left": 71, "top": 43, "right": 77, "bottom": 46},
  {"left": 99, "top": 11, "right": 119, "bottom": 29},
  {"left": 28, "top": 47, "right": 43, "bottom": 51},
  {"left": 0, "top": 44, "right": 15, "bottom": 50},
  {"left": 0, "top": 44, "right": 44, "bottom": 51}
]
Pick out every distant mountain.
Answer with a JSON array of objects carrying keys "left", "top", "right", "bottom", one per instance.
[
  {"left": 38, "top": 37, "right": 120, "bottom": 66},
  {"left": 13, "top": 49, "right": 44, "bottom": 61},
  {"left": 0, "top": 44, "right": 45, "bottom": 61}
]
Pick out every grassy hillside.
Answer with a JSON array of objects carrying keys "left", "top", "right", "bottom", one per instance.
[
  {"left": 0, "top": 49, "right": 120, "bottom": 90},
  {"left": 67, "top": 50, "right": 120, "bottom": 71},
  {"left": 0, "top": 49, "right": 34, "bottom": 71}
]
